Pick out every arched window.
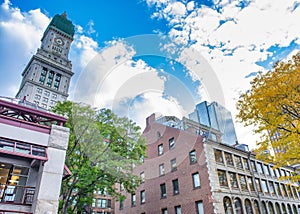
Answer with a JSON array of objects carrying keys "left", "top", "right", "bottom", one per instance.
[
  {"left": 287, "top": 204, "right": 292, "bottom": 214},
  {"left": 245, "top": 199, "right": 253, "bottom": 214},
  {"left": 292, "top": 205, "right": 297, "bottom": 214},
  {"left": 268, "top": 202, "right": 275, "bottom": 214},
  {"left": 253, "top": 200, "right": 260, "bottom": 214},
  {"left": 275, "top": 203, "right": 281, "bottom": 214},
  {"left": 223, "top": 196, "right": 234, "bottom": 214},
  {"left": 234, "top": 197, "right": 243, "bottom": 214},
  {"left": 282, "top": 203, "right": 287, "bottom": 214},
  {"left": 261, "top": 201, "right": 267, "bottom": 214}
]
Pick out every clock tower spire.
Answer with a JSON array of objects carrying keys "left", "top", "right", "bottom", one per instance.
[{"left": 16, "top": 12, "right": 75, "bottom": 109}]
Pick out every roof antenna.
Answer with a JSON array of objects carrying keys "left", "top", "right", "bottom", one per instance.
[{"left": 62, "top": 11, "right": 67, "bottom": 18}]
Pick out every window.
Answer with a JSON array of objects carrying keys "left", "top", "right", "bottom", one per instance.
[
  {"left": 292, "top": 186, "right": 299, "bottom": 198},
  {"left": 50, "top": 100, "right": 57, "bottom": 105},
  {"left": 250, "top": 161, "right": 257, "bottom": 172},
  {"left": 171, "top": 158, "right": 177, "bottom": 172},
  {"left": 192, "top": 172, "right": 200, "bottom": 188},
  {"left": 269, "top": 166, "right": 275, "bottom": 177},
  {"left": 287, "top": 185, "right": 292, "bottom": 198},
  {"left": 234, "top": 198, "right": 243, "bottom": 214},
  {"left": 247, "top": 177, "right": 254, "bottom": 191},
  {"left": 92, "top": 198, "right": 96, "bottom": 207},
  {"left": 52, "top": 93, "right": 57, "bottom": 99},
  {"left": 36, "top": 88, "right": 42, "bottom": 94},
  {"left": 44, "top": 91, "right": 50, "bottom": 97},
  {"left": 39, "top": 67, "right": 47, "bottom": 84},
  {"left": 0, "top": 164, "right": 30, "bottom": 204},
  {"left": 217, "top": 170, "right": 228, "bottom": 187},
  {"left": 98, "top": 199, "right": 106, "bottom": 208},
  {"left": 159, "top": 164, "right": 165, "bottom": 176},
  {"left": 35, "top": 94, "right": 41, "bottom": 100},
  {"left": 274, "top": 168, "right": 280, "bottom": 177},
  {"left": 119, "top": 200, "right": 124, "bottom": 210},
  {"left": 214, "top": 149, "right": 223, "bottom": 164},
  {"left": 281, "top": 183, "right": 288, "bottom": 197},
  {"left": 47, "top": 71, "right": 54, "bottom": 87},
  {"left": 131, "top": 193, "right": 136, "bottom": 207},
  {"left": 282, "top": 203, "right": 287, "bottom": 214},
  {"left": 160, "top": 183, "right": 166, "bottom": 198},
  {"left": 254, "top": 200, "right": 260, "bottom": 214},
  {"left": 261, "top": 180, "right": 269, "bottom": 194},
  {"left": 242, "top": 158, "right": 249, "bottom": 171},
  {"left": 162, "top": 208, "right": 168, "bottom": 214},
  {"left": 107, "top": 199, "right": 111, "bottom": 208},
  {"left": 54, "top": 74, "right": 61, "bottom": 90},
  {"left": 275, "top": 182, "right": 282, "bottom": 196},
  {"left": 140, "top": 172, "right": 145, "bottom": 183},
  {"left": 223, "top": 197, "right": 233, "bottom": 214},
  {"left": 158, "top": 144, "right": 164, "bottom": 155},
  {"left": 255, "top": 178, "right": 262, "bottom": 192},
  {"left": 245, "top": 199, "right": 253, "bottom": 214},
  {"left": 196, "top": 201, "right": 204, "bottom": 214},
  {"left": 257, "top": 163, "right": 263, "bottom": 174},
  {"left": 225, "top": 152, "right": 234, "bottom": 166},
  {"left": 189, "top": 150, "right": 197, "bottom": 164},
  {"left": 42, "top": 97, "right": 48, "bottom": 103},
  {"left": 172, "top": 179, "right": 179, "bottom": 195},
  {"left": 175, "top": 205, "right": 182, "bottom": 214},
  {"left": 239, "top": 174, "right": 247, "bottom": 191},
  {"left": 234, "top": 156, "right": 243, "bottom": 168},
  {"left": 268, "top": 202, "right": 275, "bottom": 214},
  {"left": 261, "top": 201, "right": 267, "bottom": 214},
  {"left": 292, "top": 204, "right": 297, "bottom": 214},
  {"left": 263, "top": 164, "right": 270, "bottom": 176},
  {"left": 229, "top": 172, "right": 238, "bottom": 188},
  {"left": 169, "top": 137, "right": 175, "bottom": 150},
  {"left": 275, "top": 203, "right": 280, "bottom": 214},
  {"left": 140, "top": 190, "right": 145, "bottom": 204},
  {"left": 269, "top": 181, "right": 276, "bottom": 196}
]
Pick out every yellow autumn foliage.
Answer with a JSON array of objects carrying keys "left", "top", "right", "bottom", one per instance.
[{"left": 236, "top": 52, "right": 300, "bottom": 181}]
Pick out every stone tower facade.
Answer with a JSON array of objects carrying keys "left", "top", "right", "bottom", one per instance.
[{"left": 16, "top": 12, "right": 75, "bottom": 109}]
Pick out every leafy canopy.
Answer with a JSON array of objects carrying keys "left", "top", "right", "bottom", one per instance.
[
  {"left": 236, "top": 53, "right": 300, "bottom": 181},
  {"left": 53, "top": 101, "right": 147, "bottom": 214}
]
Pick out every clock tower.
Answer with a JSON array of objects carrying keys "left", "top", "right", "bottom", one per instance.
[{"left": 16, "top": 12, "right": 75, "bottom": 109}]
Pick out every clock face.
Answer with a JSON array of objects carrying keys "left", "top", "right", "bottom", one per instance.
[{"left": 54, "top": 37, "right": 64, "bottom": 46}]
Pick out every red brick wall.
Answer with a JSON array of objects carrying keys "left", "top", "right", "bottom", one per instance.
[{"left": 116, "top": 117, "right": 215, "bottom": 214}]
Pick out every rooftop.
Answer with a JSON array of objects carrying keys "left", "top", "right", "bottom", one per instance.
[{"left": 47, "top": 12, "right": 75, "bottom": 38}]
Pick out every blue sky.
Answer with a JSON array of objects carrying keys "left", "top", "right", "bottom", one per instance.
[{"left": 0, "top": 0, "right": 299, "bottom": 148}]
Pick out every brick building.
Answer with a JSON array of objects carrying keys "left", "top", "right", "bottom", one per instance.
[{"left": 115, "top": 113, "right": 300, "bottom": 214}]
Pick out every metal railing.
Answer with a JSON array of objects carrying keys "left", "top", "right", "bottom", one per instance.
[{"left": 0, "top": 185, "right": 35, "bottom": 205}]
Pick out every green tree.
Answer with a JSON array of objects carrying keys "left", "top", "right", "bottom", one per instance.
[
  {"left": 236, "top": 53, "right": 300, "bottom": 181},
  {"left": 53, "top": 101, "right": 146, "bottom": 214}
]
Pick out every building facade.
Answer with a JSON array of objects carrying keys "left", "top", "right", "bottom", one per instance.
[
  {"left": 91, "top": 189, "right": 115, "bottom": 214},
  {"left": 16, "top": 12, "right": 75, "bottom": 110},
  {"left": 115, "top": 113, "right": 300, "bottom": 214},
  {"left": 189, "top": 101, "right": 238, "bottom": 146},
  {"left": 0, "top": 97, "right": 70, "bottom": 214}
]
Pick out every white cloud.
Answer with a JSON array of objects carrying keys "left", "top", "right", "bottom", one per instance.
[
  {"left": 147, "top": 0, "right": 300, "bottom": 148},
  {"left": 164, "top": 2, "right": 186, "bottom": 17},
  {"left": 72, "top": 40, "right": 188, "bottom": 130},
  {"left": 0, "top": 0, "right": 50, "bottom": 97}
]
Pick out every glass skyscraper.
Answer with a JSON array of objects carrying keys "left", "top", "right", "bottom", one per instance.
[{"left": 189, "top": 101, "right": 238, "bottom": 146}]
